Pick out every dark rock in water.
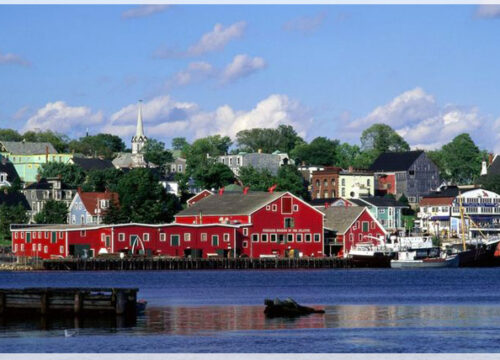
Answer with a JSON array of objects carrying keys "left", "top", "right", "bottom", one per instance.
[{"left": 264, "top": 297, "right": 325, "bottom": 318}]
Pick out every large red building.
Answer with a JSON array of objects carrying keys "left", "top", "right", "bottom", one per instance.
[{"left": 11, "top": 191, "right": 325, "bottom": 259}]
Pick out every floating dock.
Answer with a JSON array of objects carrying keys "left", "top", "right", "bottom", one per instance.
[
  {"left": 42, "top": 257, "right": 352, "bottom": 271},
  {"left": 0, "top": 288, "right": 138, "bottom": 316}
]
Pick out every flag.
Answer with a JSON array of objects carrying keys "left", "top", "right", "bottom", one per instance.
[
  {"left": 268, "top": 184, "right": 277, "bottom": 193},
  {"left": 324, "top": 202, "right": 329, "bottom": 209},
  {"left": 243, "top": 186, "right": 250, "bottom": 194},
  {"left": 218, "top": 187, "right": 225, "bottom": 196}
]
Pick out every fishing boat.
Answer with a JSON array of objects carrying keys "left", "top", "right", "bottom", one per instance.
[{"left": 390, "top": 247, "right": 459, "bottom": 268}]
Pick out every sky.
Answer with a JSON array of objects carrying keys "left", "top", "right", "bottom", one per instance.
[{"left": 2, "top": 4, "right": 500, "bottom": 151}]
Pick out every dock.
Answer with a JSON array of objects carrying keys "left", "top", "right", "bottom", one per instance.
[
  {"left": 0, "top": 288, "right": 138, "bottom": 316},
  {"left": 42, "top": 257, "right": 352, "bottom": 271}
]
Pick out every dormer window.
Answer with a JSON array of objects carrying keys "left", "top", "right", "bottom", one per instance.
[{"left": 100, "top": 200, "right": 109, "bottom": 209}]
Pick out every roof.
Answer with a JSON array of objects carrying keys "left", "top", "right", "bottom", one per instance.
[
  {"left": 0, "top": 141, "right": 57, "bottom": 155},
  {"left": 309, "top": 197, "right": 344, "bottom": 207},
  {"left": 486, "top": 156, "right": 500, "bottom": 176},
  {"left": 24, "top": 178, "right": 72, "bottom": 190},
  {"left": 369, "top": 151, "right": 424, "bottom": 172},
  {"left": 321, "top": 207, "right": 365, "bottom": 234},
  {"left": 76, "top": 190, "right": 119, "bottom": 216},
  {"left": 0, "top": 191, "right": 30, "bottom": 209},
  {"left": 72, "top": 157, "right": 114, "bottom": 171},
  {"left": 0, "top": 159, "right": 19, "bottom": 182},
  {"left": 176, "top": 191, "right": 286, "bottom": 216},
  {"left": 423, "top": 185, "right": 460, "bottom": 198},
  {"left": 352, "top": 196, "right": 409, "bottom": 208},
  {"left": 419, "top": 197, "right": 455, "bottom": 206}
]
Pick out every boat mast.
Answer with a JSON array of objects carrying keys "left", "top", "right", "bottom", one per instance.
[{"left": 459, "top": 193, "right": 467, "bottom": 251}]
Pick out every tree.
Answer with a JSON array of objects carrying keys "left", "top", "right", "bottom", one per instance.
[
  {"left": 0, "top": 129, "right": 22, "bottom": 142},
  {"left": 0, "top": 204, "right": 28, "bottom": 241},
  {"left": 82, "top": 168, "right": 123, "bottom": 192},
  {"left": 335, "top": 143, "right": 362, "bottom": 169},
  {"left": 276, "top": 165, "right": 309, "bottom": 200},
  {"left": 439, "top": 133, "right": 482, "bottom": 184},
  {"left": 360, "top": 124, "right": 410, "bottom": 160},
  {"left": 172, "top": 137, "right": 189, "bottom": 151},
  {"left": 22, "top": 130, "right": 70, "bottom": 153},
  {"left": 192, "top": 160, "right": 234, "bottom": 190},
  {"left": 238, "top": 166, "right": 275, "bottom": 191},
  {"left": 143, "top": 138, "right": 173, "bottom": 170},
  {"left": 290, "top": 137, "right": 338, "bottom": 166},
  {"left": 39, "top": 163, "right": 86, "bottom": 188},
  {"left": 68, "top": 133, "right": 126, "bottom": 159},
  {"left": 112, "top": 168, "right": 181, "bottom": 223},
  {"left": 481, "top": 174, "right": 500, "bottom": 194},
  {"left": 236, "top": 125, "right": 304, "bottom": 154},
  {"left": 185, "top": 135, "right": 232, "bottom": 174},
  {"left": 34, "top": 200, "right": 68, "bottom": 224}
]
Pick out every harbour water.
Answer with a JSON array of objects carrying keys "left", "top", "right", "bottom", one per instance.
[{"left": 1, "top": 268, "right": 500, "bottom": 353}]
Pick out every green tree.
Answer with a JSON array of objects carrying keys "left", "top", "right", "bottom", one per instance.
[
  {"left": 192, "top": 160, "right": 234, "bottom": 190},
  {"left": 440, "top": 133, "right": 482, "bottom": 184},
  {"left": 68, "top": 133, "right": 126, "bottom": 159},
  {"left": 360, "top": 124, "right": 410, "bottom": 164},
  {"left": 22, "top": 130, "right": 70, "bottom": 153},
  {"left": 0, "top": 204, "right": 28, "bottom": 242},
  {"left": 112, "top": 168, "right": 181, "bottom": 223},
  {"left": 143, "top": 138, "right": 174, "bottom": 170},
  {"left": 39, "top": 163, "right": 86, "bottom": 188},
  {"left": 335, "top": 143, "right": 362, "bottom": 169},
  {"left": 236, "top": 125, "right": 304, "bottom": 154},
  {"left": 290, "top": 137, "right": 338, "bottom": 166},
  {"left": 0, "top": 129, "right": 23, "bottom": 142},
  {"left": 82, "top": 168, "right": 123, "bottom": 192},
  {"left": 238, "top": 166, "right": 275, "bottom": 191},
  {"left": 172, "top": 137, "right": 189, "bottom": 151},
  {"left": 427, "top": 150, "right": 447, "bottom": 179},
  {"left": 34, "top": 200, "right": 68, "bottom": 224},
  {"left": 276, "top": 165, "right": 309, "bottom": 199},
  {"left": 481, "top": 174, "right": 500, "bottom": 194},
  {"left": 185, "top": 135, "right": 232, "bottom": 174}
]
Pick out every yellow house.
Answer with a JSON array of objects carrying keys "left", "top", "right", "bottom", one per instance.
[{"left": 338, "top": 168, "right": 375, "bottom": 198}]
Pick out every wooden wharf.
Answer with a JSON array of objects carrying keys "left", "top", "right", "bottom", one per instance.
[
  {"left": 42, "top": 257, "right": 352, "bottom": 271},
  {"left": 0, "top": 288, "right": 138, "bottom": 316}
]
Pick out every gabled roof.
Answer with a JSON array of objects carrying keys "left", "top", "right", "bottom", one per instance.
[
  {"left": 177, "top": 191, "right": 286, "bottom": 217},
  {"left": 351, "top": 196, "right": 409, "bottom": 208},
  {"left": 369, "top": 151, "right": 424, "bottom": 172},
  {"left": 0, "top": 191, "right": 30, "bottom": 209},
  {"left": 76, "top": 190, "right": 119, "bottom": 216},
  {"left": 24, "top": 178, "right": 72, "bottom": 190},
  {"left": 0, "top": 141, "right": 57, "bottom": 155},
  {"left": 321, "top": 207, "right": 365, "bottom": 234},
  {"left": 72, "top": 157, "right": 114, "bottom": 171},
  {"left": 423, "top": 185, "right": 460, "bottom": 199}
]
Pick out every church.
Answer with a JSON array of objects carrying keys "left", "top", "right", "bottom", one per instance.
[{"left": 112, "top": 101, "right": 149, "bottom": 169}]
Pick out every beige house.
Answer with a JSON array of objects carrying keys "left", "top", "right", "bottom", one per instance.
[{"left": 338, "top": 168, "right": 375, "bottom": 199}]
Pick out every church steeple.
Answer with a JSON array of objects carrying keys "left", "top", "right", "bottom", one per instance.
[{"left": 132, "top": 100, "right": 147, "bottom": 155}]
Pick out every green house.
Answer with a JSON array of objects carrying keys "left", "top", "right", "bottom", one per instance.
[{"left": 349, "top": 197, "right": 409, "bottom": 231}]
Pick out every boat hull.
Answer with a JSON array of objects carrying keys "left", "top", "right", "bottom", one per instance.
[
  {"left": 391, "top": 256, "right": 459, "bottom": 269},
  {"left": 351, "top": 253, "right": 394, "bottom": 268}
]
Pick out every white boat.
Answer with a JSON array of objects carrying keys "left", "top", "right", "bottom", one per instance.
[{"left": 391, "top": 248, "right": 459, "bottom": 269}]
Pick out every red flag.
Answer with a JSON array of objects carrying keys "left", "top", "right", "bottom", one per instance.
[
  {"left": 243, "top": 186, "right": 250, "bottom": 194},
  {"left": 324, "top": 202, "right": 329, "bottom": 209},
  {"left": 268, "top": 184, "right": 277, "bottom": 193},
  {"left": 218, "top": 187, "right": 225, "bottom": 196}
]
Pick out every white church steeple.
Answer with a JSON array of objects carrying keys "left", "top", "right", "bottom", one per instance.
[{"left": 132, "top": 100, "right": 147, "bottom": 154}]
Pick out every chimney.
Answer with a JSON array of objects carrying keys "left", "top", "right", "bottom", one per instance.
[
  {"left": 489, "top": 153, "right": 494, "bottom": 166},
  {"left": 348, "top": 166, "right": 353, "bottom": 173},
  {"left": 46, "top": 145, "right": 49, "bottom": 162}
]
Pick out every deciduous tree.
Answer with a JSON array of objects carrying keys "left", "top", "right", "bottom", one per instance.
[{"left": 34, "top": 200, "right": 68, "bottom": 224}]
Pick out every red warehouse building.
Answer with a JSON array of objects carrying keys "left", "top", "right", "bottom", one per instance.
[
  {"left": 175, "top": 191, "right": 325, "bottom": 258},
  {"left": 322, "top": 206, "right": 386, "bottom": 256}
]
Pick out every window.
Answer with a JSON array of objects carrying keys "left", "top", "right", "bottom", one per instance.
[
  {"left": 353, "top": 222, "right": 357, "bottom": 230},
  {"left": 13, "top": 244, "right": 17, "bottom": 252},
  {"left": 59, "top": 232, "right": 63, "bottom": 239},
  {"left": 349, "top": 233, "right": 354, "bottom": 242},
  {"left": 201, "top": 233, "right": 207, "bottom": 241},
  {"left": 266, "top": 205, "right": 271, "bottom": 211},
  {"left": 243, "top": 228, "right": 248, "bottom": 236},
  {"left": 160, "top": 233, "right": 166, "bottom": 242},
  {"left": 371, "top": 221, "right": 375, "bottom": 229},
  {"left": 243, "top": 241, "right": 248, "bottom": 248},
  {"left": 100, "top": 200, "right": 109, "bottom": 209},
  {"left": 14, "top": 232, "right": 18, "bottom": 239},
  {"left": 37, "top": 231, "right": 41, "bottom": 239},
  {"left": 252, "top": 234, "right": 259, "bottom": 243},
  {"left": 324, "top": 179, "right": 328, "bottom": 187},
  {"left": 296, "top": 234, "right": 303, "bottom": 242},
  {"left": 143, "top": 233, "right": 150, "bottom": 242},
  {"left": 212, "top": 235, "right": 219, "bottom": 247},
  {"left": 21, "top": 232, "right": 24, "bottom": 239},
  {"left": 272, "top": 204, "right": 277, "bottom": 212},
  {"left": 358, "top": 234, "right": 363, "bottom": 242},
  {"left": 21, "top": 244, "right": 24, "bottom": 251},
  {"left": 44, "top": 231, "right": 48, "bottom": 238},
  {"left": 26, "top": 232, "right": 31, "bottom": 243},
  {"left": 362, "top": 221, "right": 369, "bottom": 232},
  {"left": 341, "top": 188, "right": 345, "bottom": 197},
  {"left": 341, "top": 178, "right": 345, "bottom": 186},
  {"left": 117, "top": 233, "right": 125, "bottom": 242},
  {"left": 278, "top": 234, "right": 285, "bottom": 243},
  {"left": 314, "top": 234, "right": 321, "bottom": 243},
  {"left": 183, "top": 233, "right": 190, "bottom": 242},
  {"left": 261, "top": 234, "right": 268, "bottom": 242},
  {"left": 379, "top": 209, "right": 385, "bottom": 214},
  {"left": 32, "top": 244, "right": 36, "bottom": 251},
  {"left": 356, "top": 221, "right": 360, "bottom": 229},
  {"left": 270, "top": 234, "right": 277, "bottom": 243},
  {"left": 60, "top": 246, "right": 64, "bottom": 254},
  {"left": 305, "top": 234, "right": 312, "bottom": 243},
  {"left": 170, "top": 235, "right": 180, "bottom": 246},
  {"left": 178, "top": 164, "right": 183, "bottom": 172},
  {"left": 367, "top": 179, "right": 371, "bottom": 186},
  {"left": 224, "top": 233, "right": 230, "bottom": 242},
  {"left": 44, "top": 246, "right": 48, "bottom": 253},
  {"left": 315, "top": 180, "right": 320, "bottom": 187},
  {"left": 331, "top": 178, "right": 335, "bottom": 186},
  {"left": 287, "top": 234, "right": 294, "bottom": 243},
  {"left": 38, "top": 244, "right": 42, "bottom": 251},
  {"left": 284, "top": 218, "right": 295, "bottom": 228},
  {"left": 33, "top": 232, "right": 37, "bottom": 240}
]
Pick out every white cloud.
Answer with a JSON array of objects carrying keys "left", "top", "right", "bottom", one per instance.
[
  {"left": 476, "top": 5, "right": 500, "bottom": 18},
  {"left": 22, "top": 101, "right": 103, "bottom": 136},
  {"left": 121, "top": 5, "right": 171, "bottom": 19},
  {"left": 221, "top": 54, "right": 266, "bottom": 84},
  {"left": 0, "top": 51, "right": 30, "bottom": 67},
  {"left": 282, "top": 12, "right": 327, "bottom": 34},
  {"left": 154, "top": 21, "right": 246, "bottom": 58},
  {"left": 102, "top": 94, "right": 310, "bottom": 143},
  {"left": 340, "top": 87, "right": 486, "bottom": 150},
  {"left": 169, "top": 61, "right": 215, "bottom": 87}
]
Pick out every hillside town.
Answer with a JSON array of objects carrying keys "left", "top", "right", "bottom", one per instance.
[{"left": 2, "top": 101, "right": 500, "bottom": 263}]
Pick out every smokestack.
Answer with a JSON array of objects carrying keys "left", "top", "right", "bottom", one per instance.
[
  {"left": 348, "top": 166, "right": 353, "bottom": 173},
  {"left": 489, "top": 153, "right": 494, "bottom": 166}
]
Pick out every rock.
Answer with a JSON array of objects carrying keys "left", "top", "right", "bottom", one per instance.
[{"left": 264, "top": 297, "right": 325, "bottom": 318}]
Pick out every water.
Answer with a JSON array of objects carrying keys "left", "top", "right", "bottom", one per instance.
[{"left": 1, "top": 268, "right": 500, "bottom": 352}]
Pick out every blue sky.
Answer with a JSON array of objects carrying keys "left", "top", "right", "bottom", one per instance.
[{"left": 1, "top": 4, "right": 500, "bottom": 151}]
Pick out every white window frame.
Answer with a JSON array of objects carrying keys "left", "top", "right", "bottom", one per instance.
[
  {"left": 252, "top": 234, "right": 259, "bottom": 243},
  {"left": 261, "top": 234, "right": 268, "bottom": 243},
  {"left": 183, "top": 233, "right": 190, "bottom": 242},
  {"left": 160, "top": 233, "right": 166, "bottom": 242},
  {"left": 201, "top": 233, "right": 207, "bottom": 242},
  {"left": 119, "top": 233, "right": 125, "bottom": 242}
]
